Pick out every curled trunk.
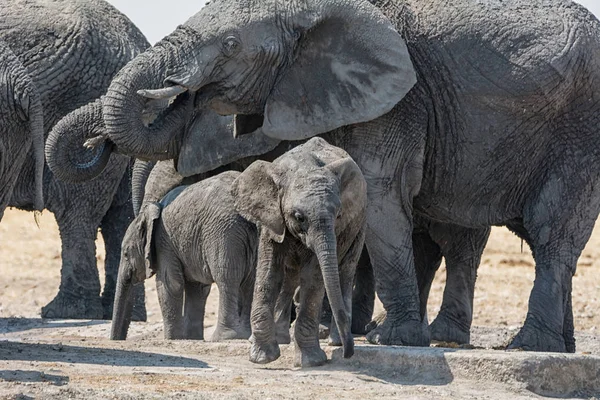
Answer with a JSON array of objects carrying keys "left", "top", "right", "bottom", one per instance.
[
  {"left": 102, "top": 28, "right": 196, "bottom": 159},
  {"left": 45, "top": 99, "right": 114, "bottom": 183},
  {"left": 313, "top": 220, "right": 354, "bottom": 358}
]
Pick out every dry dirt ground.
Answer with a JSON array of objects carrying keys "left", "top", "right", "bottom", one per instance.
[{"left": 1, "top": 208, "right": 600, "bottom": 399}]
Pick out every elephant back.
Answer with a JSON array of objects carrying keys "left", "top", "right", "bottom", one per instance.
[{"left": 0, "top": 0, "right": 150, "bottom": 130}]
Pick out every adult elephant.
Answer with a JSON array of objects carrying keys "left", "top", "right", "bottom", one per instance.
[
  {"left": 49, "top": 0, "right": 598, "bottom": 351},
  {"left": 0, "top": 40, "right": 44, "bottom": 221},
  {"left": 0, "top": 0, "right": 150, "bottom": 319}
]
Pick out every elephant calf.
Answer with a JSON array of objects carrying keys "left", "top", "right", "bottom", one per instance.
[
  {"left": 110, "top": 172, "right": 257, "bottom": 341},
  {"left": 233, "top": 137, "right": 368, "bottom": 368}
]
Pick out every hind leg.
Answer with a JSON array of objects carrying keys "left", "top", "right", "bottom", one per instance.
[
  {"left": 350, "top": 246, "right": 375, "bottom": 335},
  {"left": 429, "top": 223, "right": 490, "bottom": 344},
  {"left": 509, "top": 173, "right": 600, "bottom": 352},
  {"left": 41, "top": 217, "right": 103, "bottom": 319}
]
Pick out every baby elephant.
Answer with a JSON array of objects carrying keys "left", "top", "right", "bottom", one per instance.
[
  {"left": 233, "top": 137, "right": 367, "bottom": 367},
  {"left": 110, "top": 171, "right": 257, "bottom": 341}
]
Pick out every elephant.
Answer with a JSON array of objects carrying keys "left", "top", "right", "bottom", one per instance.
[
  {"left": 66, "top": 0, "right": 600, "bottom": 352},
  {"left": 0, "top": 40, "right": 44, "bottom": 221},
  {"left": 110, "top": 172, "right": 258, "bottom": 341},
  {"left": 0, "top": 0, "right": 150, "bottom": 319},
  {"left": 52, "top": 106, "right": 491, "bottom": 345},
  {"left": 231, "top": 137, "right": 367, "bottom": 367}
]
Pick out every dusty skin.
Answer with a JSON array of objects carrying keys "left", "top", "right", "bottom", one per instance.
[{"left": 1, "top": 209, "right": 599, "bottom": 399}]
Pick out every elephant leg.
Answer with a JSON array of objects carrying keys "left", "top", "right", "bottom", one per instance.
[
  {"left": 429, "top": 224, "right": 490, "bottom": 344},
  {"left": 363, "top": 193, "right": 429, "bottom": 346},
  {"left": 412, "top": 229, "right": 443, "bottom": 324},
  {"left": 274, "top": 266, "right": 299, "bottom": 344},
  {"left": 351, "top": 246, "right": 375, "bottom": 335},
  {"left": 41, "top": 217, "right": 103, "bottom": 319},
  {"left": 509, "top": 176, "right": 599, "bottom": 352},
  {"left": 249, "top": 236, "right": 286, "bottom": 364},
  {"left": 183, "top": 281, "right": 211, "bottom": 340},
  {"left": 155, "top": 249, "right": 185, "bottom": 339},
  {"left": 293, "top": 259, "right": 327, "bottom": 368},
  {"left": 330, "top": 228, "right": 365, "bottom": 346},
  {"left": 99, "top": 195, "right": 143, "bottom": 321},
  {"left": 212, "top": 281, "right": 247, "bottom": 341},
  {"left": 239, "top": 272, "right": 256, "bottom": 340}
]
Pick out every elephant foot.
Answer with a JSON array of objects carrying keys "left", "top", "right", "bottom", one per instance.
[
  {"left": 430, "top": 313, "right": 470, "bottom": 345},
  {"left": 211, "top": 326, "right": 250, "bottom": 341},
  {"left": 42, "top": 292, "right": 103, "bottom": 319},
  {"left": 365, "top": 312, "right": 430, "bottom": 346},
  {"left": 294, "top": 345, "right": 327, "bottom": 368},
  {"left": 507, "top": 320, "right": 568, "bottom": 353},
  {"left": 249, "top": 336, "right": 280, "bottom": 364},
  {"left": 351, "top": 306, "right": 374, "bottom": 335}
]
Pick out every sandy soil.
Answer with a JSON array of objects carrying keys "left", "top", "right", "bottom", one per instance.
[{"left": 1, "top": 208, "right": 599, "bottom": 399}]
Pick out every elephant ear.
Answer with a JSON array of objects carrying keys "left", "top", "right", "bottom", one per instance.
[
  {"left": 139, "top": 202, "right": 161, "bottom": 279},
  {"left": 177, "top": 110, "right": 280, "bottom": 177},
  {"left": 326, "top": 157, "right": 367, "bottom": 217},
  {"left": 259, "top": 3, "right": 416, "bottom": 140},
  {"left": 232, "top": 160, "right": 285, "bottom": 243}
]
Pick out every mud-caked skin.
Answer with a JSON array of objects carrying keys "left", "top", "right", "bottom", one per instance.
[
  {"left": 1, "top": 0, "right": 150, "bottom": 320},
  {"left": 110, "top": 172, "right": 258, "bottom": 341},
  {"left": 232, "top": 138, "right": 367, "bottom": 368}
]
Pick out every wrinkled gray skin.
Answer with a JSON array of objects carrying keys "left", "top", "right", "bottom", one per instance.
[
  {"left": 1, "top": 0, "right": 150, "bottom": 319},
  {"left": 133, "top": 157, "right": 377, "bottom": 341},
  {"left": 111, "top": 172, "right": 257, "bottom": 341},
  {"left": 231, "top": 137, "right": 367, "bottom": 368},
  {"left": 53, "top": 0, "right": 587, "bottom": 352},
  {"left": 0, "top": 40, "right": 44, "bottom": 221}
]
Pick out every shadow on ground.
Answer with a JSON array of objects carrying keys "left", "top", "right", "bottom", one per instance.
[
  {"left": 0, "top": 318, "right": 108, "bottom": 335},
  {"left": 0, "top": 341, "right": 208, "bottom": 368},
  {"left": 0, "top": 370, "right": 69, "bottom": 386}
]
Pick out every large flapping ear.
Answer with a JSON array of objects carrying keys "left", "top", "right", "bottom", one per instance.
[
  {"left": 139, "top": 202, "right": 162, "bottom": 278},
  {"left": 177, "top": 110, "right": 280, "bottom": 177},
  {"left": 231, "top": 160, "right": 285, "bottom": 243},
  {"left": 260, "top": 1, "right": 416, "bottom": 140}
]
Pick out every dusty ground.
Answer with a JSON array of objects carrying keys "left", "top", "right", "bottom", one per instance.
[{"left": 1, "top": 208, "right": 599, "bottom": 399}]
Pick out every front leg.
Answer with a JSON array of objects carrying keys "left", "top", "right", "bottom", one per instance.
[
  {"left": 183, "top": 281, "right": 211, "bottom": 340},
  {"left": 249, "top": 233, "right": 286, "bottom": 364},
  {"left": 364, "top": 188, "right": 430, "bottom": 346},
  {"left": 294, "top": 259, "right": 327, "bottom": 368}
]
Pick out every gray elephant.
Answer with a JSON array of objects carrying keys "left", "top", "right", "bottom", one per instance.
[
  {"left": 67, "top": 0, "right": 598, "bottom": 352},
  {"left": 111, "top": 172, "right": 257, "bottom": 341},
  {"left": 0, "top": 0, "right": 150, "bottom": 319},
  {"left": 53, "top": 108, "right": 490, "bottom": 343},
  {"left": 232, "top": 137, "right": 367, "bottom": 367},
  {"left": 0, "top": 40, "right": 44, "bottom": 221}
]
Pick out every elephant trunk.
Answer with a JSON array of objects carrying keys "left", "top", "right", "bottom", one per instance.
[
  {"left": 110, "top": 261, "right": 136, "bottom": 340},
  {"left": 131, "top": 160, "right": 156, "bottom": 216},
  {"left": 45, "top": 99, "right": 114, "bottom": 183},
  {"left": 102, "top": 28, "right": 196, "bottom": 159},
  {"left": 313, "top": 219, "right": 354, "bottom": 359}
]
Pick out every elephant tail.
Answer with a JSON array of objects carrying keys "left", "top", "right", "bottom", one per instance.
[{"left": 25, "top": 77, "right": 45, "bottom": 212}]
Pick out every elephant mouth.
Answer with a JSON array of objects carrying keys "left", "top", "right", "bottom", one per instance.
[{"left": 140, "top": 90, "right": 192, "bottom": 128}]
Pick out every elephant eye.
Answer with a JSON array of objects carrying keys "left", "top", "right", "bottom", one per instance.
[
  {"left": 223, "top": 36, "right": 240, "bottom": 56},
  {"left": 293, "top": 210, "right": 306, "bottom": 224}
]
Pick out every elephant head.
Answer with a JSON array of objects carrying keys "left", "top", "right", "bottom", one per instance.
[
  {"left": 110, "top": 202, "right": 161, "bottom": 340},
  {"left": 0, "top": 40, "right": 44, "bottom": 217},
  {"left": 232, "top": 138, "right": 368, "bottom": 359},
  {"left": 53, "top": 0, "right": 415, "bottom": 182}
]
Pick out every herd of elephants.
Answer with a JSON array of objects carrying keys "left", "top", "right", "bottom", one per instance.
[{"left": 2, "top": 0, "right": 600, "bottom": 368}]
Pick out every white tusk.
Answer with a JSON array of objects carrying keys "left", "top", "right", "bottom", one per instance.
[{"left": 137, "top": 85, "right": 187, "bottom": 99}]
